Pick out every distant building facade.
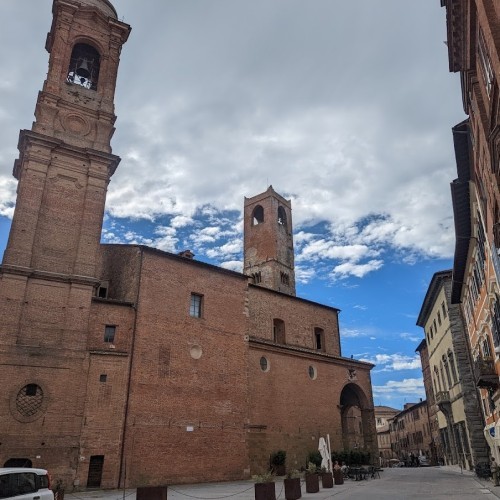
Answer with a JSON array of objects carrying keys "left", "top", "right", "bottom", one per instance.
[
  {"left": 441, "top": 0, "right": 500, "bottom": 460},
  {"left": 389, "top": 401, "right": 433, "bottom": 464},
  {"left": 417, "top": 270, "right": 489, "bottom": 470},
  {"left": 0, "top": 0, "right": 378, "bottom": 491},
  {"left": 374, "top": 406, "right": 399, "bottom": 465},
  {"left": 415, "top": 339, "right": 441, "bottom": 465}
]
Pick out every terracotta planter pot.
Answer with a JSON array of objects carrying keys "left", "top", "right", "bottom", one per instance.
[
  {"left": 321, "top": 472, "right": 333, "bottom": 488},
  {"left": 254, "top": 482, "right": 276, "bottom": 500},
  {"left": 284, "top": 477, "right": 301, "bottom": 500},
  {"left": 305, "top": 473, "right": 319, "bottom": 493}
]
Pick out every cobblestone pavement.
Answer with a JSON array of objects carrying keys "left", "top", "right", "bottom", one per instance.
[{"left": 65, "top": 466, "right": 500, "bottom": 500}]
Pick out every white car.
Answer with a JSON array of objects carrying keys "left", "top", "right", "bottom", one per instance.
[
  {"left": 418, "top": 456, "right": 430, "bottom": 467},
  {"left": 0, "top": 468, "right": 54, "bottom": 500}
]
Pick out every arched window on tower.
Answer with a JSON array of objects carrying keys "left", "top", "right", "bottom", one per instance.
[
  {"left": 273, "top": 318, "right": 285, "bottom": 344},
  {"left": 67, "top": 43, "right": 101, "bottom": 91},
  {"left": 277, "top": 206, "right": 287, "bottom": 228},
  {"left": 280, "top": 271, "right": 289, "bottom": 286},
  {"left": 252, "top": 271, "right": 262, "bottom": 284},
  {"left": 252, "top": 205, "right": 264, "bottom": 225}
]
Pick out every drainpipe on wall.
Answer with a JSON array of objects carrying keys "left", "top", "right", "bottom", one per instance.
[{"left": 118, "top": 247, "right": 144, "bottom": 489}]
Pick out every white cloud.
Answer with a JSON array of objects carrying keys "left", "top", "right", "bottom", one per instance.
[
  {"left": 400, "top": 332, "right": 423, "bottom": 343},
  {"left": 342, "top": 328, "right": 366, "bottom": 338},
  {"left": 171, "top": 215, "right": 194, "bottom": 228},
  {"left": 206, "top": 239, "right": 243, "bottom": 259},
  {"left": 331, "top": 260, "right": 384, "bottom": 279},
  {"left": 295, "top": 266, "right": 316, "bottom": 284},
  {"left": 361, "top": 353, "right": 422, "bottom": 371},
  {"left": 298, "top": 241, "right": 379, "bottom": 263},
  {"left": 220, "top": 260, "right": 243, "bottom": 272},
  {"left": 0, "top": 178, "right": 15, "bottom": 218},
  {"left": 372, "top": 378, "right": 425, "bottom": 397},
  {"left": 0, "top": 0, "right": 460, "bottom": 271}
]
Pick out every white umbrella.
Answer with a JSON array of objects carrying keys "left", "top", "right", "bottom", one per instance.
[{"left": 318, "top": 437, "right": 332, "bottom": 472}]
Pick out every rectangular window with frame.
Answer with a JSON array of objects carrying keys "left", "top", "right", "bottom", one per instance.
[
  {"left": 190, "top": 293, "right": 203, "bottom": 318},
  {"left": 442, "top": 301, "right": 447, "bottom": 318},
  {"left": 104, "top": 325, "right": 116, "bottom": 343},
  {"left": 478, "top": 27, "right": 494, "bottom": 97}
]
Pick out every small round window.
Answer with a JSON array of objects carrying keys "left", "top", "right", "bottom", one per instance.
[
  {"left": 308, "top": 365, "right": 317, "bottom": 380},
  {"left": 16, "top": 384, "right": 44, "bottom": 417},
  {"left": 260, "top": 356, "right": 270, "bottom": 372}
]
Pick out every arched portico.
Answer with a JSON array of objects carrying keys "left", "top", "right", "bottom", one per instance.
[{"left": 339, "top": 383, "right": 377, "bottom": 460}]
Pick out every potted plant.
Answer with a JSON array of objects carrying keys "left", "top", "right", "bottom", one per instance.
[
  {"left": 320, "top": 467, "right": 333, "bottom": 489},
  {"left": 305, "top": 462, "right": 319, "bottom": 493},
  {"left": 284, "top": 470, "right": 301, "bottom": 500},
  {"left": 270, "top": 450, "right": 287, "bottom": 476},
  {"left": 253, "top": 472, "right": 276, "bottom": 500}
]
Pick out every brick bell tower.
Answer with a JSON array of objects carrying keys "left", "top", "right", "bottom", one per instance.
[
  {"left": 243, "top": 185, "right": 296, "bottom": 295},
  {"left": 2, "top": 0, "right": 130, "bottom": 278},
  {"left": 0, "top": 0, "right": 130, "bottom": 481}
]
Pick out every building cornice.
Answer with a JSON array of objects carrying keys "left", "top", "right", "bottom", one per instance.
[{"left": 248, "top": 336, "right": 373, "bottom": 369}]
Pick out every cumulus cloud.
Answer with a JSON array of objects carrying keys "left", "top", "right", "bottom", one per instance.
[
  {"left": 205, "top": 239, "right": 243, "bottom": 259},
  {"left": 0, "top": 0, "right": 459, "bottom": 270},
  {"left": 361, "top": 353, "right": 422, "bottom": 371},
  {"left": 331, "top": 260, "right": 384, "bottom": 280},
  {"left": 372, "top": 378, "right": 425, "bottom": 397},
  {"left": 220, "top": 260, "right": 243, "bottom": 272},
  {"left": 171, "top": 215, "right": 194, "bottom": 228},
  {"left": 295, "top": 266, "right": 316, "bottom": 284}
]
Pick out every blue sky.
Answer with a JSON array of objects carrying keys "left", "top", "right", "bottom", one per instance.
[{"left": 0, "top": 0, "right": 464, "bottom": 409}]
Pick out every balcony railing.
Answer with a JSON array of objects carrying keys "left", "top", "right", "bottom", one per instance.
[
  {"left": 474, "top": 358, "right": 499, "bottom": 388},
  {"left": 435, "top": 391, "right": 450, "bottom": 405}
]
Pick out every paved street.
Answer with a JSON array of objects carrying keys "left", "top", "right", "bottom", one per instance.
[{"left": 66, "top": 466, "right": 500, "bottom": 500}]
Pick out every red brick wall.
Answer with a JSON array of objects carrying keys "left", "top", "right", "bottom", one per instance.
[
  {"left": 246, "top": 285, "right": 376, "bottom": 472},
  {"left": 247, "top": 345, "right": 375, "bottom": 472},
  {"left": 247, "top": 285, "right": 341, "bottom": 355},
  {"left": 122, "top": 249, "right": 251, "bottom": 485}
]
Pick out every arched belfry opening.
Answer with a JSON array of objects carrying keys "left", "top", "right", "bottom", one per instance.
[
  {"left": 277, "top": 206, "right": 287, "bottom": 228},
  {"left": 67, "top": 43, "right": 101, "bottom": 90},
  {"left": 339, "top": 383, "right": 374, "bottom": 453},
  {"left": 252, "top": 205, "right": 264, "bottom": 225}
]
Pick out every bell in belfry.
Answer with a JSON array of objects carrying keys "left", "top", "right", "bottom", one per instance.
[{"left": 75, "top": 58, "right": 91, "bottom": 79}]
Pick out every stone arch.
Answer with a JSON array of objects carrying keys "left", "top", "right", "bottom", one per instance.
[{"left": 339, "top": 383, "right": 376, "bottom": 458}]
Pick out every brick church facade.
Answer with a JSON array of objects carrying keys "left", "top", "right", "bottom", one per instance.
[{"left": 0, "top": 0, "right": 377, "bottom": 490}]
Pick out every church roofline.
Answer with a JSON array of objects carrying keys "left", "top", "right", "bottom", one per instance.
[
  {"left": 249, "top": 282, "right": 340, "bottom": 312},
  {"left": 249, "top": 336, "right": 373, "bottom": 368},
  {"left": 102, "top": 243, "right": 249, "bottom": 280},
  {"left": 101, "top": 243, "right": 341, "bottom": 312}
]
